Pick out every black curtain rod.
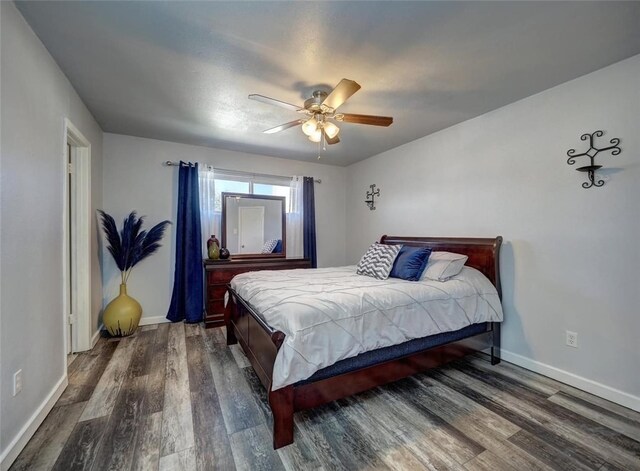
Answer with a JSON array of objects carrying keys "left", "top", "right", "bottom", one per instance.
[{"left": 162, "top": 161, "right": 321, "bottom": 184}]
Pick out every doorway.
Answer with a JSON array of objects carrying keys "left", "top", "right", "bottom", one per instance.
[
  {"left": 67, "top": 142, "right": 73, "bottom": 355},
  {"left": 238, "top": 206, "right": 264, "bottom": 253},
  {"left": 64, "top": 119, "right": 92, "bottom": 358}
]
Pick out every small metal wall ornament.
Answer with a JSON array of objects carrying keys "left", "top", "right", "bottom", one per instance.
[
  {"left": 566, "top": 130, "right": 621, "bottom": 189},
  {"left": 365, "top": 184, "right": 380, "bottom": 210}
]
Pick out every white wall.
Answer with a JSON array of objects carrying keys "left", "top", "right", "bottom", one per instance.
[
  {"left": 346, "top": 55, "right": 640, "bottom": 409},
  {"left": 0, "top": 2, "right": 104, "bottom": 466},
  {"left": 102, "top": 133, "right": 346, "bottom": 324}
]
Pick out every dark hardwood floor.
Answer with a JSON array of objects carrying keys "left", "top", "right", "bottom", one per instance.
[{"left": 10, "top": 323, "right": 640, "bottom": 470}]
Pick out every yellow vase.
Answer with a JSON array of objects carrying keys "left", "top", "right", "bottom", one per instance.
[
  {"left": 103, "top": 283, "right": 142, "bottom": 336},
  {"left": 208, "top": 241, "right": 220, "bottom": 260}
]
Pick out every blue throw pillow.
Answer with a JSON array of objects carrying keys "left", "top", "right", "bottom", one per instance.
[
  {"left": 272, "top": 239, "right": 283, "bottom": 253},
  {"left": 390, "top": 246, "right": 432, "bottom": 281}
]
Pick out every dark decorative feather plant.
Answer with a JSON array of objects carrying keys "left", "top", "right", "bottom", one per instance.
[{"left": 98, "top": 210, "right": 171, "bottom": 284}]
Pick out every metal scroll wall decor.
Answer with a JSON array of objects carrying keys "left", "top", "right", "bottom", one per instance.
[
  {"left": 365, "top": 184, "right": 380, "bottom": 210},
  {"left": 566, "top": 130, "right": 621, "bottom": 189}
]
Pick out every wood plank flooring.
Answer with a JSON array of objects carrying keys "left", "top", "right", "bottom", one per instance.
[{"left": 10, "top": 323, "right": 640, "bottom": 471}]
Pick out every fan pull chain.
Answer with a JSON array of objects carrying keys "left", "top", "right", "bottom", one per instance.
[{"left": 317, "top": 130, "right": 325, "bottom": 160}]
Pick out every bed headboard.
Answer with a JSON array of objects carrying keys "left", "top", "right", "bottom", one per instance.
[{"left": 380, "top": 235, "right": 503, "bottom": 298}]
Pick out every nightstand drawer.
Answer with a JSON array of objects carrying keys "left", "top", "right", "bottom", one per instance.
[
  {"left": 208, "top": 285, "right": 228, "bottom": 300},
  {"left": 208, "top": 270, "right": 233, "bottom": 283},
  {"left": 208, "top": 299, "right": 225, "bottom": 314}
]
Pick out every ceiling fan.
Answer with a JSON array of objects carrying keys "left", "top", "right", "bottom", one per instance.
[{"left": 249, "top": 79, "right": 393, "bottom": 150}]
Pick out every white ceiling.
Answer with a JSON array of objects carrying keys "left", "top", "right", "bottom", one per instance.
[{"left": 16, "top": 1, "right": 640, "bottom": 166}]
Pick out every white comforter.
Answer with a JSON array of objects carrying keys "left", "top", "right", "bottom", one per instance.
[{"left": 230, "top": 266, "right": 503, "bottom": 390}]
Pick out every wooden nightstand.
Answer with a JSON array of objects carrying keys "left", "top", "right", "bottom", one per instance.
[{"left": 203, "top": 257, "right": 311, "bottom": 328}]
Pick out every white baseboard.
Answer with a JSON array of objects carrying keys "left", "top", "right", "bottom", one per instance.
[
  {"left": 91, "top": 324, "right": 103, "bottom": 348},
  {"left": 501, "top": 349, "right": 640, "bottom": 413},
  {"left": 138, "top": 315, "right": 170, "bottom": 326},
  {"left": 0, "top": 375, "right": 68, "bottom": 471}
]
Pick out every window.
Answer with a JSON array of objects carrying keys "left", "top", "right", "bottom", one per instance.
[
  {"left": 253, "top": 182, "right": 291, "bottom": 212},
  {"left": 213, "top": 174, "right": 291, "bottom": 212},
  {"left": 213, "top": 178, "right": 250, "bottom": 212}
]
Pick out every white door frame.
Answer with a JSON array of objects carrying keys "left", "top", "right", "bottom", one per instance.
[{"left": 63, "top": 118, "right": 92, "bottom": 354}]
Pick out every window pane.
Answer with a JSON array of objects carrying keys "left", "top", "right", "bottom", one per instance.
[
  {"left": 254, "top": 183, "right": 291, "bottom": 212},
  {"left": 214, "top": 179, "right": 250, "bottom": 211}
]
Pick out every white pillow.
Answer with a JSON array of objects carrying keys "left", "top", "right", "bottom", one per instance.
[
  {"left": 356, "top": 243, "right": 402, "bottom": 280},
  {"left": 422, "top": 251, "right": 468, "bottom": 281}
]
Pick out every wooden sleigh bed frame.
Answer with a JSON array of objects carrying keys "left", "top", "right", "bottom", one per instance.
[{"left": 226, "top": 235, "right": 503, "bottom": 449}]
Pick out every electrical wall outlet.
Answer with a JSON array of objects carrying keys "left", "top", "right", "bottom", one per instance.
[
  {"left": 566, "top": 331, "right": 578, "bottom": 348},
  {"left": 13, "top": 369, "right": 23, "bottom": 396}
]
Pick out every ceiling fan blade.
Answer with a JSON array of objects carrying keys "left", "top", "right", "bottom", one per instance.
[
  {"left": 322, "top": 79, "right": 361, "bottom": 111},
  {"left": 337, "top": 113, "right": 393, "bottom": 127},
  {"left": 263, "top": 119, "right": 304, "bottom": 134},
  {"left": 249, "top": 94, "right": 302, "bottom": 112},
  {"left": 324, "top": 130, "right": 340, "bottom": 145}
]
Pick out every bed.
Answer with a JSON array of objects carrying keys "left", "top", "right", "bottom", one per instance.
[{"left": 226, "top": 235, "right": 503, "bottom": 448}]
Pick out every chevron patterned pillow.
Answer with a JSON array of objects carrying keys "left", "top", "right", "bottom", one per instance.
[
  {"left": 261, "top": 239, "right": 279, "bottom": 254},
  {"left": 356, "top": 243, "right": 403, "bottom": 279}
]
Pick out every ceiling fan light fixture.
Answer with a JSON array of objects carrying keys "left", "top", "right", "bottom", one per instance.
[
  {"left": 301, "top": 116, "right": 318, "bottom": 136},
  {"left": 323, "top": 121, "right": 340, "bottom": 139},
  {"left": 308, "top": 128, "right": 322, "bottom": 143},
  {"left": 249, "top": 78, "right": 393, "bottom": 149}
]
